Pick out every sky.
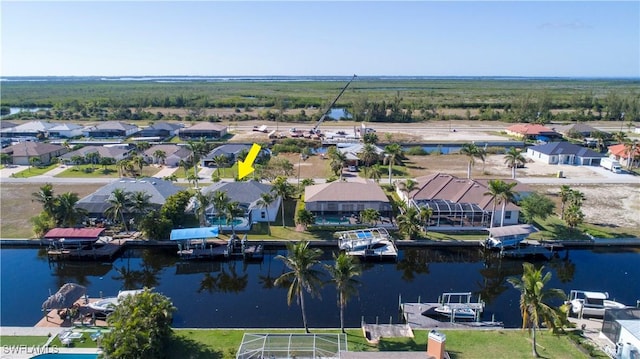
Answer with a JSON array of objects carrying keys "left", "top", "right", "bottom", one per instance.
[{"left": 1, "top": 1, "right": 639, "bottom": 77}]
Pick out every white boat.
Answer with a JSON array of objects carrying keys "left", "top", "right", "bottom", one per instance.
[
  {"left": 344, "top": 239, "right": 398, "bottom": 260},
  {"left": 484, "top": 224, "right": 538, "bottom": 249},
  {"left": 86, "top": 289, "right": 144, "bottom": 313},
  {"left": 568, "top": 290, "right": 628, "bottom": 318},
  {"left": 336, "top": 228, "right": 390, "bottom": 251},
  {"left": 434, "top": 305, "right": 477, "bottom": 320}
]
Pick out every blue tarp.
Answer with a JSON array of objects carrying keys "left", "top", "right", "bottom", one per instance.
[{"left": 170, "top": 227, "right": 219, "bottom": 241}]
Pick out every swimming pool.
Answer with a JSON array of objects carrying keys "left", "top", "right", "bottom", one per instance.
[{"left": 207, "top": 216, "right": 244, "bottom": 226}]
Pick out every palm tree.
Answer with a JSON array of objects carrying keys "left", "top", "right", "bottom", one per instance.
[
  {"left": 496, "top": 181, "right": 518, "bottom": 227},
  {"left": 274, "top": 241, "right": 324, "bottom": 333},
  {"left": 271, "top": 176, "right": 294, "bottom": 227},
  {"left": 300, "top": 178, "right": 315, "bottom": 188},
  {"left": 504, "top": 147, "right": 526, "bottom": 179},
  {"left": 328, "top": 148, "right": 347, "bottom": 180},
  {"left": 131, "top": 156, "right": 146, "bottom": 177},
  {"left": 193, "top": 191, "right": 212, "bottom": 228},
  {"left": 212, "top": 154, "right": 228, "bottom": 176},
  {"left": 558, "top": 185, "right": 572, "bottom": 220},
  {"left": 399, "top": 179, "right": 418, "bottom": 201},
  {"left": 368, "top": 164, "right": 384, "bottom": 183},
  {"left": 211, "top": 190, "right": 229, "bottom": 233},
  {"left": 360, "top": 208, "right": 380, "bottom": 226},
  {"left": 460, "top": 143, "right": 479, "bottom": 179},
  {"left": 358, "top": 143, "right": 380, "bottom": 170},
  {"left": 295, "top": 209, "right": 315, "bottom": 230},
  {"left": 256, "top": 192, "right": 275, "bottom": 235},
  {"left": 84, "top": 152, "right": 100, "bottom": 170},
  {"left": 564, "top": 204, "right": 585, "bottom": 229},
  {"left": 54, "top": 192, "right": 87, "bottom": 227},
  {"left": 153, "top": 150, "right": 167, "bottom": 165},
  {"left": 32, "top": 183, "right": 56, "bottom": 217},
  {"left": 325, "top": 253, "right": 362, "bottom": 333},
  {"left": 396, "top": 206, "right": 422, "bottom": 239},
  {"left": 384, "top": 143, "right": 403, "bottom": 185},
  {"left": 419, "top": 206, "right": 433, "bottom": 234},
  {"left": 507, "top": 262, "right": 567, "bottom": 357},
  {"left": 105, "top": 188, "right": 132, "bottom": 232},
  {"left": 224, "top": 201, "right": 242, "bottom": 235},
  {"left": 187, "top": 139, "right": 209, "bottom": 186},
  {"left": 129, "top": 191, "right": 152, "bottom": 228},
  {"left": 485, "top": 179, "right": 503, "bottom": 228}
]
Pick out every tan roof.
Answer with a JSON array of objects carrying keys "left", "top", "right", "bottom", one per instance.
[
  {"left": 412, "top": 173, "right": 520, "bottom": 211},
  {"left": 305, "top": 181, "right": 389, "bottom": 203}
]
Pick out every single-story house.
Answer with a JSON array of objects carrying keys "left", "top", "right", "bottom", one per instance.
[
  {"left": 505, "top": 123, "right": 560, "bottom": 141},
  {"left": 83, "top": 122, "right": 140, "bottom": 138},
  {"left": 1, "top": 141, "right": 67, "bottom": 165},
  {"left": 337, "top": 143, "right": 384, "bottom": 167},
  {"left": 608, "top": 143, "right": 640, "bottom": 167},
  {"left": 526, "top": 142, "right": 605, "bottom": 165},
  {"left": 553, "top": 123, "right": 605, "bottom": 139},
  {"left": 398, "top": 173, "right": 528, "bottom": 228},
  {"left": 201, "top": 144, "right": 268, "bottom": 167},
  {"left": 305, "top": 181, "right": 392, "bottom": 224},
  {"left": 200, "top": 181, "right": 281, "bottom": 223},
  {"left": 0, "top": 120, "right": 56, "bottom": 140},
  {"left": 143, "top": 144, "right": 192, "bottom": 167},
  {"left": 178, "top": 122, "right": 228, "bottom": 140},
  {"left": 59, "top": 145, "right": 131, "bottom": 164},
  {"left": 137, "top": 122, "right": 183, "bottom": 139},
  {"left": 48, "top": 123, "right": 84, "bottom": 138},
  {"left": 75, "top": 177, "right": 182, "bottom": 219}
]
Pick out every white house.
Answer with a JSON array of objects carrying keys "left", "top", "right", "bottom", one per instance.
[
  {"left": 200, "top": 181, "right": 281, "bottom": 223},
  {"left": 48, "top": 123, "right": 85, "bottom": 138},
  {"left": 526, "top": 142, "right": 605, "bottom": 166}
]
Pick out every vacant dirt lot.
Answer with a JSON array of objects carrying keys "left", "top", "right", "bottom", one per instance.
[{"left": 0, "top": 183, "right": 102, "bottom": 238}]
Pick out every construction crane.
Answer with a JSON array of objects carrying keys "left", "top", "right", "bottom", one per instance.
[{"left": 309, "top": 74, "right": 357, "bottom": 136}]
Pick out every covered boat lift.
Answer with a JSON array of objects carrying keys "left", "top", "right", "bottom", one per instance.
[{"left": 483, "top": 224, "right": 538, "bottom": 249}]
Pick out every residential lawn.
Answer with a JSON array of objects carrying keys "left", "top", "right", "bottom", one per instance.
[
  {"left": 55, "top": 164, "right": 161, "bottom": 178},
  {"left": 424, "top": 231, "right": 488, "bottom": 241},
  {"left": 528, "top": 215, "right": 640, "bottom": 241},
  {"left": 10, "top": 164, "right": 58, "bottom": 178},
  {"left": 0, "top": 336, "right": 49, "bottom": 346},
  {"left": 164, "top": 328, "right": 596, "bottom": 359},
  {"left": 0, "top": 329, "right": 603, "bottom": 359}
]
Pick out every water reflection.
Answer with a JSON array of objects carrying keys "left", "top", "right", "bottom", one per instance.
[{"left": 1, "top": 246, "right": 638, "bottom": 328}]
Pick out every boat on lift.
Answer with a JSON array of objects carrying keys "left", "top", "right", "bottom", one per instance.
[{"left": 567, "top": 290, "right": 628, "bottom": 318}]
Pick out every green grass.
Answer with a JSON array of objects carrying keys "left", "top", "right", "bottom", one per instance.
[
  {"left": 0, "top": 336, "right": 49, "bottom": 346},
  {"left": 527, "top": 215, "right": 640, "bottom": 241},
  {"left": 55, "top": 164, "right": 160, "bottom": 178},
  {"left": 0, "top": 329, "right": 603, "bottom": 359},
  {"left": 10, "top": 164, "right": 58, "bottom": 178}
]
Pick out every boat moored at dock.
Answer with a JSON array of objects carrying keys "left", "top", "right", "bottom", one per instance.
[
  {"left": 336, "top": 228, "right": 398, "bottom": 260},
  {"left": 567, "top": 290, "right": 629, "bottom": 318}
]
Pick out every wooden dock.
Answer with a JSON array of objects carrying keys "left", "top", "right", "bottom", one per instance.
[{"left": 401, "top": 303, "right": 503, "bottom": 329}]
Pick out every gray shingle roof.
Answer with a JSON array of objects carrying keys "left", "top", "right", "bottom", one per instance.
[
  {"left": 76, "top": 177, "right": 182, "bottom": 214},
  {"left": 201, "top": 181, "right": 274, "bottom": 207}
]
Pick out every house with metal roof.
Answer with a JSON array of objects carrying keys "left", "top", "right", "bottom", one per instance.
[
  {"left": 48, "top": 123, "right": 85, "bottom": 138},
  {"left": 0, "top": 120, "right": 57, "bottom": 140},
  {"left": 305, "top": 181, "right": 392, "bottom": 225},
  {"left": 200, "top": 181, "right": 281, "bottom": 223},
  {"left": 201, "top": 144, "right": 268, "bottom": 167},
  {"left": 526, "top": 141, "right": 605, "bottom": 165},
  {"left": 1, "top": 141, "right": 67, "bottom": 165},
  {"left": 137, "top": 122, "right": 183, "bottom": 139},
  {"left": 75, "top": 177, "right": 182, "bottom": 219},
  {"left": 398, "top": 173, "right": 527, "bottom": 229},
  {"left": 143, "top": 144, "right": 192, "bottom": 167},
  {"left": 83, "top": 121, "right": 140, "bottom": 138},
  {"left": 178, "top": 122, "right": 228, "bottom": 140}
]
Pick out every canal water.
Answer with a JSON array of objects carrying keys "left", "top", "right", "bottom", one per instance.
[{"left": 1, "top": 246, "right": 638, "bottom": 329}]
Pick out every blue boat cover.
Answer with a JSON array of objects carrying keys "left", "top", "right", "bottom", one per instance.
[{"left": 170, "top": 227, "right": 219, "bottom": 241}]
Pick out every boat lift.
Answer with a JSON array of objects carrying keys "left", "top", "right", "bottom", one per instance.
[{"left": 437, "top": 292, "right": 485, "bottom": 323}]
